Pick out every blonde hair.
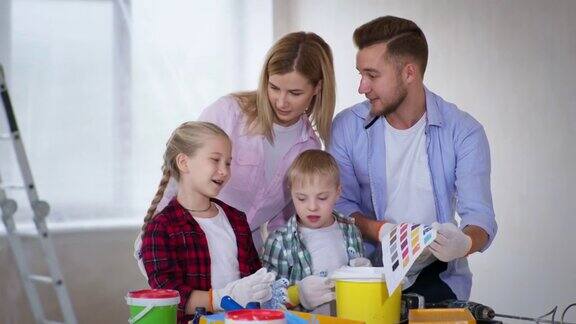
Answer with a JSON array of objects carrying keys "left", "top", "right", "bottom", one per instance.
[
  {"left": 233, "top": 32, "right": 336, "bottom": 145},
  {"left": 143, "top": 121, "right": 229, "bottom": 229},
  {"left": 286, "top": 150, "right": 340, "bottom": 189}
]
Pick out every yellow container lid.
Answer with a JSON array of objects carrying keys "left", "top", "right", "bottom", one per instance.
[
  {"left": 409, "top": 308, "right": 476, "bottom": 324},
  {"left": 330, "top": 266, "right": 385, "bottom": 282}
]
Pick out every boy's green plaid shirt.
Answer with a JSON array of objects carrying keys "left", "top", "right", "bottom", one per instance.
[{"left": 261, "top": 211, "right": 364, "bottom": 284}]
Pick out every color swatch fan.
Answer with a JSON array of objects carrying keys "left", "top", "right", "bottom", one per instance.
[{"left": 381, "top": 223, "right": 437, "bottom": 295}]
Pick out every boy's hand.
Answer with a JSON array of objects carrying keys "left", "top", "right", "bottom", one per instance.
[
  {"left": 211, "top": 268, "right": 275, "bottom": 311},
  {"left": 349, "top": 257, "right": 372, "bottom": 267},
  {"left": 297, "top": 275, "right": 335, "bottom": 310}
]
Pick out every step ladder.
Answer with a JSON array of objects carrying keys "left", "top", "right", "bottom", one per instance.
[{"left": 0, "top": 63, "right": 78, "bottom": 324}]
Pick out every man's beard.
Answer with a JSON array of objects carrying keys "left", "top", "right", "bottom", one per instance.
[{"left": 373, "top": 83, "right": 408, "bottom": 117}]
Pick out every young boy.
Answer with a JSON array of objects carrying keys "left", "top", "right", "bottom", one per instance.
[{"left": 261, "top": 150, "right": 369, "bottom": 315}]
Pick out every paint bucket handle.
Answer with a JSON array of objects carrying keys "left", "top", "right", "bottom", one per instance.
[{"left": 128, "top": 304, "right": 153, "bottom": 324}]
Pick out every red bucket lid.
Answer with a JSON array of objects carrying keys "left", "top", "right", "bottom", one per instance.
[
  {"left": 128, "top": 289, "right": 179, "bottom": 299},
  {"left": 225, "top": 309, "right": 285, "bottom": 320}
]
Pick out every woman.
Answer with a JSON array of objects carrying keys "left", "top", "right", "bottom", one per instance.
[{"left": 158, "top": 31, "right": 336, "bottom": 250}]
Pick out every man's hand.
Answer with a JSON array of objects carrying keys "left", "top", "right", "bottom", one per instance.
[
  {"left": 429, "top": 223, "right": 472, "bottom": 262},
  {"left": 351, "top": 212, "right": 385, "bottom": 242},
  {"left": 377, "top": 222, "right": 397, "bottom": 242}
]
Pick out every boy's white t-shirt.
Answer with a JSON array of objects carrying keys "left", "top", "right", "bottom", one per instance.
[
  {"left": 193, "top": 204, "right": 240, "bottom": 289},
  {"left": 263, "top": 119, "right": 303, "bottom": 183},
  {"left": 299, "top": 219, "right": 347, "bottom": 316},
  {"left": 298, "top": 219, "right": 348, "bottom": 276}
]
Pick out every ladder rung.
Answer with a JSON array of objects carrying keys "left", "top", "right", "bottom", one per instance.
[
  {"left": 44, "top": 320, "right": 65, "bottom": 324},
  {"left": 29, "top": 275, "right": 54, "bottom": 284},
  {"left": 18, "top": 230, "right": 49, "bottom": 239},
  {"left": 0, "top": 184, "right": 26, "bottom": 190}
]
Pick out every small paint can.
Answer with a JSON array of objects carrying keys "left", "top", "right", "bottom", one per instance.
[{"left": 125, "top": 289, "right": 180, "bottom": 324}]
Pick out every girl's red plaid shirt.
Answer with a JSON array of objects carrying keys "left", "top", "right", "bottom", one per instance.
[{"left": 140, "top": 198, "right": 261, "bottom": 323}]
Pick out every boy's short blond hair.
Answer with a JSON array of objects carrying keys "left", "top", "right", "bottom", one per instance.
[{"left": 286, "top": 150, "right": 340, "bottom": 188}]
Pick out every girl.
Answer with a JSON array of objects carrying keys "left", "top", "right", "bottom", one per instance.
[
  {"left": 138, "top": 122, "right": 274, "bottom": 323},
  {"left": 157, "top": 32, "right": 337, "bottom": 250}
]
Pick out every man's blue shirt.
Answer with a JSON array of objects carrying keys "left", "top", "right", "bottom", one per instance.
[{"left": 328, "top": 88, "right": 497, "bottom": 300}]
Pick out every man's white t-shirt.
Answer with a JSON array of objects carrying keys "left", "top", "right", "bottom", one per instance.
[
  {"left": 193, "top": 204, "right": 240, "bottom": 289},
  {"left": 383, "top": 113, "right": 437, "bottom": 287},
  {"left": 383, "top": 113, "right": 436, "bottom": 225}
]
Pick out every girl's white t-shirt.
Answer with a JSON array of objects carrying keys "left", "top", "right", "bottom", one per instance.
[{"left": 193, "top": 204, "right": 240, "bottom": 289}]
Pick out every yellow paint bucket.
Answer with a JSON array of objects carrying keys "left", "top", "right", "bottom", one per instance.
[{"left": 331, "top": 267, "right": 401, "bottom": 324}]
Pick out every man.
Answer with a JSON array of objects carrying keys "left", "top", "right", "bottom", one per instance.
[{"left": 328, "top": 16, "right": 497, "bottom": 302}]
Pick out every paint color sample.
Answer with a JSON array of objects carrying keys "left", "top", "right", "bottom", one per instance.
[{"left": 381, "top": 223, "right": 437, "bottom": 295}]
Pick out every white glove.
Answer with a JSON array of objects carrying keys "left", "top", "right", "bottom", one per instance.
[
  {"left": 378, "top": 222, "right": 397, "bottom": 242},
  {"left": 297, "top": 275, "right": 335, "bottom": 310},
  {"left": 349, "top": 257, "right": 372, "bottom": 267},
  {"left": 429, "top": 222, "right": 472, "bottom": 262},
  {"left": 212, "top": 268, "right": 275, "bottom": 311}
]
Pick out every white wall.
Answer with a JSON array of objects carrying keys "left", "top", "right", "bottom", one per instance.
[
  {"left": 2, "top": 0, "right": 273, "bottom": 224},
  {"left": 0, "top": 0, "right": 15, "bottom": 197},
  {"left": 130, "top": 0, "right": 273, "bottom": 217},
  {"left": 0, "top": 0, "right": 10, "bottom": 72},
  {"left": 276, "top": 0, "right": 576, "bottom": 320}
]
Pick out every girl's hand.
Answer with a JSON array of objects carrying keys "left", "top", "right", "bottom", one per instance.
[{"left": 211, "top": 268, "right": 275, "bottom": 311}]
